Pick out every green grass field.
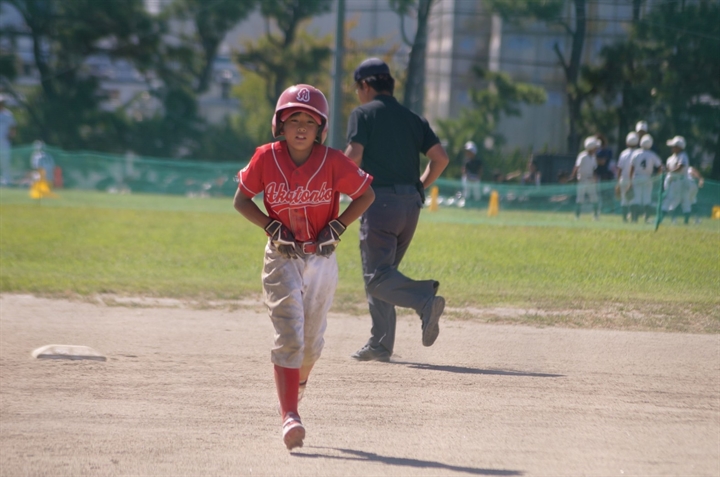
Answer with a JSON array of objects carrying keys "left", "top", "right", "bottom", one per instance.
[{"left": 2, "top": 188, "right": 718, "bottom": 332}]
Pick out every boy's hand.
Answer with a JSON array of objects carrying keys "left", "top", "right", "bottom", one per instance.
[
  {"left": 316, "top": 219, "right": 346, "bottom": 257},
  {"left": 265, "top": 220, "right": 299, "bottom": 259}
]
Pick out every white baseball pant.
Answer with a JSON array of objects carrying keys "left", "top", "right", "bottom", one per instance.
[
  {"left": 631, "top": 176, "right": 655, "bottom": 206},
  {"left": 262, "top": 240, "right": 338, "bottom": 369},
  {"left": 576, "top": 181, "right": 598, "bottom": 204}
]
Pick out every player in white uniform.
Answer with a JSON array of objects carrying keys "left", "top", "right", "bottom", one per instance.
[
  {"left": 570, "top": 136, "right": 600, "bottom": 220},
  {"left": 629, "top": 134, "right": 663, "bottom": 223},
  {"left": 660, "top": 136, "right": 692, "bottom": 224},
  {"left": 615, "top": 132, "right": 638, "bottom": 222}
]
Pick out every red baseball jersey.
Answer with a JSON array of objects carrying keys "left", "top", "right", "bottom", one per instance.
[{"left": 238, "top": 141, "right": 373, "bottom": 243}]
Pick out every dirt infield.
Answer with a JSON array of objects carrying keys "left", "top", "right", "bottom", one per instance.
[{"left": 1, "top": 294, "right": 718, "bottom": 477}]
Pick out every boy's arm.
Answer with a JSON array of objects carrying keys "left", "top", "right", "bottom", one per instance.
[
  {"left": 233, "top": 189, "right": 271, "bottom": 229},
  {"left": 337, "top": 187, "right": 375, "bottom": 227},
  {"left": 316, "top": 188, "right": 375, "bottom": 258}
]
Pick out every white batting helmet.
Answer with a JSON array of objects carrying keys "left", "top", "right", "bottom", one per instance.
[
  {"left": 464, "top": 141, "right": 478, "bottom": 155},
  {"left": 666, "top": 135, "right": 686, "bottom": 149},
  {"left": 640, "top": 134, "right": 653, "bottom": 150},
  {"left": 584, "top": 136, "right": 601, "bottom": 151},
  {"left": 625, "top": 132, "right": 639, "bottom": 147},
  {"left": 635, "top": 120, "right": 648, "bottom": 133}
]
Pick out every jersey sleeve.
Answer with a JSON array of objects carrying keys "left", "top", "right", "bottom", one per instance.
[
  {"left": 236, "top": 148, "right": 265, "bottom": 198},
  {"left": 332, "top": 151, "right": 373, "bottom": 199},
  {"left": 346, "top": 108, "right": 367, "bottom": 147}
]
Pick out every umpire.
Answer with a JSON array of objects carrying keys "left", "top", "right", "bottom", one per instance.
[{"left": 344, "top": 58, "right": 450, "bottom": 362}]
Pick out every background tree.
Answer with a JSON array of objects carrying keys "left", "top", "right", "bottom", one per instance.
[
  {"left": 389, "top": 0, "right": 435, "bottom": 115},
  {"left": 236, "top": 0, "right": 333, "bottom": 107},
  {"left": 436, "top": 67, "right": 546, "bottom": 179},
  {"left": 166, "top": 0, "right": 258, "bottom": 95},
  {"left": 4, "top": 0, "right": 160, "bottom": 150},
  {"left": 582, "top": 0, "right": 719, "bottom": 178},
  {"left": 486, "top": 0, "right": 588, "bottom": 153}
]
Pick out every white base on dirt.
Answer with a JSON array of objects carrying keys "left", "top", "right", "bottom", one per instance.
[{"left": 31, "top": 344, "right": 106, "bottom": 361}]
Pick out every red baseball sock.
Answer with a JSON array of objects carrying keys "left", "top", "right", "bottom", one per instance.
[{"left": 274, "top": 365, "right": 300, "bottom": 419}]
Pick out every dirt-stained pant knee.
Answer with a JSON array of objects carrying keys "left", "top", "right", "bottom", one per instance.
[{"left": 262, "top": 243, "right": 338, "bottom": 369}]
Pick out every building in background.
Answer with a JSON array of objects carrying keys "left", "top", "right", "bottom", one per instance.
[{"left": 2, "top": 0, "right": 658, "bottom": 155}]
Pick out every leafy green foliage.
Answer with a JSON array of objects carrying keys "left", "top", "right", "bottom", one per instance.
[
  {"left": 436, "top": 68, "right": 546, "bottom": 179},
  {"left": 236, "top": 0, "right": 333, "bottom": 106}
]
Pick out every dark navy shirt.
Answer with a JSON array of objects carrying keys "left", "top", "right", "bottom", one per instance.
[{"left": 346, "top": 94, "right": 440, "bottom": 187}]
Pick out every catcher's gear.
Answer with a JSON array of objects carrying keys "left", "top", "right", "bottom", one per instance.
[
  {"left": 272, "top": 84, "right": 329, "bottom": 144},
  {"left": 265, "top": 220, "right": 299, "bottom": 259},
  {"left": 315, "top": 219, "right": 346, "bottom": 257}
]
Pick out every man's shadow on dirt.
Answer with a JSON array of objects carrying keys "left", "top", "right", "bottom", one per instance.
[
  {"left": 295, "top": 447, "right": 523, "bottom": 475},
  {"left": 391, "top": 361, "right": 564, "bottom": 378}
]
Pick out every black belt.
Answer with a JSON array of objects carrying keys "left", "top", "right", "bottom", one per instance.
[{"left": 372, "top": 184, "right": 419, "bottom": 194}]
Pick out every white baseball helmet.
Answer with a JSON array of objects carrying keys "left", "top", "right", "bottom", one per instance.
[
  {"left": 640, "top": 134, "right": 653, "bottom": 150},
  {"left": 666, "top": 135, "right": 686, "bottom": 149},
  {"left": 625, "top": 132, "right": 639, "bottom": 147},
  {"left": 584, "top": 136, "right": 601, "bottom": 151},
  {"left": 464, "top": 141, "right": 478, "bottom": 155},
  {"left": 635, "top": 120, "right": 648, "bottom": 133}
]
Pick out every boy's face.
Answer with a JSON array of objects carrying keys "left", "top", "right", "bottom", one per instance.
[{"left": 282, "top": 111, "right": 320, "bottom": 154}]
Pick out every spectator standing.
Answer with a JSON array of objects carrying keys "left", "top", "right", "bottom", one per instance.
[
  {"left": 570, "top": 136, "right": 600, "bottom": 220},
  {"left": 0, "top": 95, "right": 17, "bottom": 186},
  {"left": 461, "top": 141, "right": 483, "bottom": 202},
  {"left": 616, "top": 132, "right": 639, "bottom": 222},
  {"left": 594, "top": 134, "right": 615, "bottom": 211},
  {"left": 344, "top": 58, "right": 449, "bottom": 362},
  {"left": 629, "top": 134, "right": 664, "bottom": 223}
]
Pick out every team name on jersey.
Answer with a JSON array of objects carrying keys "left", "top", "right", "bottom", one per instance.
[{"left": 265, "top": 181, "right": 333, "bottom": 208}]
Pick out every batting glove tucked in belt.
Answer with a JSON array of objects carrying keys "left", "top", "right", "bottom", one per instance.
[
  {"left": 316, "top": 219, "right": 346, "bottom": 257},
  {"left": 265, "top": 220, "right": 299, "bottom": 259}
]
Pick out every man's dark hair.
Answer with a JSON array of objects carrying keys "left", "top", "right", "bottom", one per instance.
[{"left": 358, "top": 74, "right": 395, "bottom": 95}]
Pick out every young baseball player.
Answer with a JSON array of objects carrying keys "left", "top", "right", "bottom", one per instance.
[
  {"left": 615, "top": 132, "right": 639, "bottom": 222},
  {"left": 570, "top": 136, "right": 600, "bottom": 220},
  {"left": 233, "top": 84, "right": 375, "bottom": 451},
  {"left": 660, "top": 135, "right": 691, "bottom": 224},
  {"left": 629, "top": 134, "right": 663, "bottom": 223}
]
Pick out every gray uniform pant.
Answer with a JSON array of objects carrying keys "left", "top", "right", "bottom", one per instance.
[{"left": 359, "top": 185, "right": 436, "bottom": 354}]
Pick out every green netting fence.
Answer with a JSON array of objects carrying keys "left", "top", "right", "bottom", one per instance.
[{"left": 5, "top": 144, "right": 720, "bottom": 217}]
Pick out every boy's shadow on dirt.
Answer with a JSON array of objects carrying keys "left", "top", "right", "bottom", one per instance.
[
  {"left": 295, "top": 447, "right": 523, "bottom": 475},
  {"left": 392, "top": 361, "right": 564, "bottom": 378}
]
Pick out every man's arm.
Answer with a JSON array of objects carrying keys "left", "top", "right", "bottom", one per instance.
[
  {"left": 420, "top": 143, "right": 449, "bottom": 189},
  {"left": 344, "top": 142, "right": 364, "bottom": 167}
]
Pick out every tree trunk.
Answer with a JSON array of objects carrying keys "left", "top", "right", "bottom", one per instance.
[
  {"left": 402, "top": 0, "right": 433, "bottom": 114},
  {"left": 565, "top": 0, "right": 586, "bottom": 153}
]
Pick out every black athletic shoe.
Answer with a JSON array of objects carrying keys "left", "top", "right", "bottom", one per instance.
[
  {"left": 421, "top": 295, "right": 445, "bottom": 347},
  {"left": 351, "top": 344, "right": 391, "bottom": 362}
]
